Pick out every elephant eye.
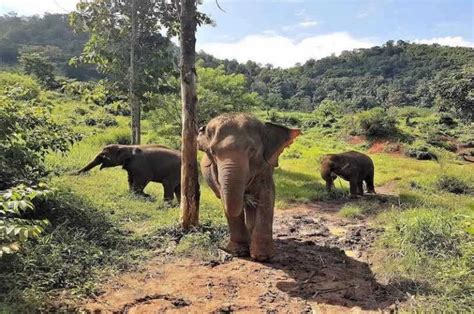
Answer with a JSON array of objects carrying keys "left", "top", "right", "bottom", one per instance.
[{"left": 198, "top": 125, "right": 206, "bottom": 133}]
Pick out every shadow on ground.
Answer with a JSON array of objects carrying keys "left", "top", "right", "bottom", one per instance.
[{"left": 269, "top": 238, "right": 406, "bottom": 310}]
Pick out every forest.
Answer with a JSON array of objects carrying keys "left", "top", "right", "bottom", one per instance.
[{"left": 0, "top": 5, "right": 473, "bottom": 313}]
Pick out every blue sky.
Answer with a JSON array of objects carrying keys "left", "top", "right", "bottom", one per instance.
[{"left": 1, "top": 0, "right": 472, "bottom": 67}]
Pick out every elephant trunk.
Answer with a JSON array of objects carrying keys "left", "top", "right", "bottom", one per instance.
[
  {"left": 217, "top": 156, "right": 249, "bottom": 218},
  {"left": 77, "top": 155, "right": 102, "bottom": 174}
]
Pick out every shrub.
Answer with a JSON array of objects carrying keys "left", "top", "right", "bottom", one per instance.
[
  {"left": 355, "top": 108, "right": 398, "bottom": 138},
  {"left": 0, "top": 72, "right": 40, "bottom": 100},
  {"left": 18, "top": 50, "right": 58, "bottom": 89},
  {"left": 438, "top": 114, "right": 458, "bottom": 127},
  {"left": 60, "top": 79, "right": 94, "bottom": 98},
  {"left": 82, "top": 82, "right": 107, "bottom": 105},
  {"left": 0, "top": 184, "right": 53, "bottom": 256},
  {"left": 0, "top": 97, "right": 78, "bottom": 188},
  {"left": 104, "top": 101, "right": 130, "bottom": 116},
  {"left": 436, "top": 175, "right": 472, "bottom": 194},
  {"left": 405, "top": 141, "right": 438, "bottom": 161},
  {"left": 83, "top": 114, "right": 118, "bottom": 128}
]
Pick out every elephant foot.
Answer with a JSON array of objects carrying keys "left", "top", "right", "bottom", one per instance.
[
  {"left": 224, "top": 241, "right": 249, "bottom": 257},
  {"left": 250, "top": 238, "right": 274, "bottom": 262}
]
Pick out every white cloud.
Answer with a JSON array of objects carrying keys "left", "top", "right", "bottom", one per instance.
[
  {"left": 413, "top": 36, "right": 474, "bottom": 47},
  {"left": 282, "top": 18, "right": 320, "bottom": 31},
  {"left": 298, "top": 20, "right": 319, "bottom": 28},
  {"left": 197, "top": 32, "right": 374, "bottom": 68},
  {"left": 0, "top": 0, "right": 78, "bottom": 15}
]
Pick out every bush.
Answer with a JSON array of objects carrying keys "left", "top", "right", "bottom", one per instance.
[
  {"left": 405, "top": 141, "right": 438, "bottom": 161},
  {"left": 82, "top": 82, "right": 107, "bottom": 105},
  {"left": 84, "top": 114, "right": 118, "bottom": 128},
  {"left": 18, "top": 50, "right": 58, "bottom": 89},
  {"left": 0, "top": 184, "right": 53, "bottom": 256},
  {"left": 0, "top": 96, "right": 78, "bottom": 188},
  {"left": 355, "top": 108, "right": 398, "bottom": 138},
  {"left": 436, "top": 175, "right": 472, "bottom": 194},
  {"left": 60, "top": 79, "right": 94, "bottom": 98},
  {"left": 0, "top": 72, "right": 40, "bottom": 100},
  {"left": 104, "top": 101, "right": 130, "bottom": 116},
  {"left": 438, "top": 114, "right": 458, "bottom": 127}
]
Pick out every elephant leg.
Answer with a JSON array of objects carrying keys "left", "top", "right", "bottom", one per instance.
[
  {"left": 349, "top": 178, "right": 359, "bottom": 197},
  {"left": 132, "top": 178, "right": 150, "bottom": 197},
  {"left": 127, "top": 172, "right": 134, "bottom": 191},
  {"left": 225, "top": 211, "right": 250, "bottom": 257},
  {"left": 325, "top": 178, "right": 334, "bottom": 192},
  {"left": 250, "top": 188, "right": 275, "bottom": 262},
  {"left": 244, "top": 203, "right": 257, "bottom": 236},
  {"left": 357, "top": 180, "right": 364, "bottom": 196},
  {"left": 163, "top": 182, "right": 175, "bottom": 203},
  {"left": 174, "top": 184, "right": 181, "bottom": 202},
  {"left": 366, "top": 175, "right": 376, "bottom": 194}
]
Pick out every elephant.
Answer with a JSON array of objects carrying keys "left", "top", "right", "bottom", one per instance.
[
  {"left": 320, "top": 151, "right": 375, "bottom": 197},
  {"left": 76, "top": 144, "right": 181, "bottom": 202},
  {"left": 198, "top": 113, "right": 301, "bottom": 262}
]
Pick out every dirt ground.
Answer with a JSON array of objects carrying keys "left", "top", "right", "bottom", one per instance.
[{"left": 82, "top": 187, "right": 405, "bottom": 313}]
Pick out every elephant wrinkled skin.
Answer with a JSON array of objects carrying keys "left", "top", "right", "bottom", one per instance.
[
  {"left": 198, "top": 113, "right": 300, "bottom": 262},
  {"left": 320, "top": 151, "right": 375, "bottom": 197},
  {"left": 76, "top": 144, "right": 181, "bottom": 202}
]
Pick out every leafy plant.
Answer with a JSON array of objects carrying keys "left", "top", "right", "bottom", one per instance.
[
  {"left": 0, "top": 96, "right": 78, "bottom": 188},
  {"left": 355, "top": 107, "right": 399, "bottom": 138},
  {"left": 0, "top": 72, "right": 40, "bottom": 100},
  {"left": 18, "top": 49, "right": 58, "bottom": 89},
  {"left": 436, "top": 175, "right": 472, "bottom": 195},
  {"left": 0, "top": 184, "right": 53, "bottom": 256}
]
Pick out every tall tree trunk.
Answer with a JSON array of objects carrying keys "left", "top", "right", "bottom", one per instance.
[
  {"left": 129, "top": 0, "right": 140, "bottom": 144},
  {"left": 179, "top": 0, "right": 200, "bottom": 229}
]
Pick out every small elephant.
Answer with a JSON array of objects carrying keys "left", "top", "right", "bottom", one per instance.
[
  {"left": 76, "top": 144, "right": 181, "bottom": 202},
  {"left": 198, "top": 113, "right": 300, "bottom": 262},
  {"left": 320, "top": 151, "right": 375, "bottom": 196}
]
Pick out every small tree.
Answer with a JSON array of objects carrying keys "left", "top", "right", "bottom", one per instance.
[
  {"left": 70, "top": 0, "right": 177, "bottom": 144},
  {"left": 18, "top": 49, "right": 58, "bottom": 89}
]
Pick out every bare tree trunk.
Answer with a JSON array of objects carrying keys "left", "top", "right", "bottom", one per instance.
[
  {"left": 129, "top": 0, "right": 140, "bottom": 144},
  {"left": 179, "top": 0, "right": 200, "bottom": 229}
]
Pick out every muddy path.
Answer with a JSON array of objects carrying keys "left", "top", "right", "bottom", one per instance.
[{"left": 83, "top": 191, "right": 404, "bottom": 313}]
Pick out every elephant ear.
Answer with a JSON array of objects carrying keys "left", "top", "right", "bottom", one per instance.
[
  {"left": 263, "top": 122, "right": 301, "bottom": 167},
  {"left": 117, "top": 146, "right": 141, "bottom": 164}
]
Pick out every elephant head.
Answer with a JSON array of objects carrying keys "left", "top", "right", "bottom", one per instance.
[
  {"left": 197, "top": 113, "right": 300, "bottom": 218},
  {"left": 76, "top": 144, "right": 141, "bottom": 173}
]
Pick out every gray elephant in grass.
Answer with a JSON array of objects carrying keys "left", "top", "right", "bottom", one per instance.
[
  {"left": 198, "top": 113, "right": 300, "bottom": 262},
  {"left": 320, "top": 151, "right": 375, "bottom": 197},
  {"left": 76, "top": 144, "right": 181, "bottom": 202}
]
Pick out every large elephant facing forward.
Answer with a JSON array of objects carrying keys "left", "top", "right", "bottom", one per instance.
[
  {"left": 198, "top": 113, "right": 300, "bottom": 262},
  {"left": 76, "top": 144, "right": 181, "bottom": 202}
]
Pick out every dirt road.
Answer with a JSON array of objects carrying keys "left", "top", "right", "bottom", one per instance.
[{"left": 83, "top": 191, "right": 404, "bottom": 313}]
